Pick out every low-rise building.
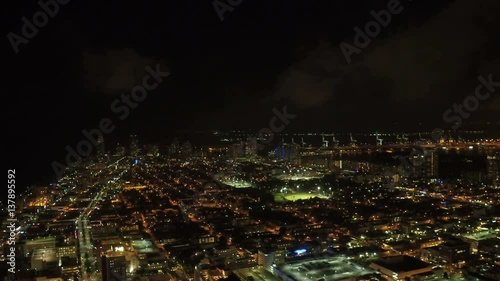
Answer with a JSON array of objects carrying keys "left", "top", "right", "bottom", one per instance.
[{"left": 369, "top": 255, "right": 433, "bottom": 281}]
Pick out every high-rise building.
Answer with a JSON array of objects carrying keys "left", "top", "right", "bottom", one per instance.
[
  {"left": 273, "top": 143, "right": 301, "bottom": 164},
  {"left": 290, "top": 143, "right": 301, "bottom": 166},
  {"left": 97, "top": 135, "right": 105, "bottom": 158},
  {"left": 486, "top": 150, "right": 499, "bottom": 184},
  {"left": 147, "top": 145, "right": 160, "bottom": 157},
  {"left": 424, "top": 149, "right": 439, "bottom": 178},
  {"left": 102, "top": 255, "right": 127, "bottom": 281},
  {"left": 181, "top": 141, "right": 193, "bottom": 156},
  {"left": 257, "top": 248, "right": 285, "bottom": 272},
  {"left": 274, "top": 144, "right": 292, "bottom": 161},
  {"left": 230, "top": 141, "right": 245, "bottom": 159},
  {"left": 411, "top": 148, "right": 439, "bottom": 178},
  {"left": 129, "top": 134, "right": 140, "bottom": 157},
  {"left": 245, "top": 138, "right": 258, "bottom": 158},
  {"left": 168, "top": 138, "right": 180, "bottom": 155},
  {"left": 115, "top": 143, "right": 126, "bottom": 157}
]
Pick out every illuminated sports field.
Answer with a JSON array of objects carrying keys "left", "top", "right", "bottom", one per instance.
[
  {"left": 275, "top": 192, "right": 329, "bottom": 202},
  {"left": 274, "top": 174, "right": 323, "bottom": 181},
  {"left": 214, "top": 174, "right": 254, "bottom": 188},
  {"left": 223, "top": 179, "right": 254, "bottom": 188}
]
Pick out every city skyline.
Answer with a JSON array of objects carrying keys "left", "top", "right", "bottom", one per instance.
[{"left": 4, "top": 0, "right": 500, "bottom": 188}]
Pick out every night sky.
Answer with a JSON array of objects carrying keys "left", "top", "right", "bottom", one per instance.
[{"left": 2, "top": 0, "right": 500, "bottom": 186}]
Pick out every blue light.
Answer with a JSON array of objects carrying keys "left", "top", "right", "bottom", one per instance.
[
  {"left": 134, "top": 159, "right": 138, "bottom": 165},
  {"left": 294, "top": 249, "right": 307, "bottom": 255}
]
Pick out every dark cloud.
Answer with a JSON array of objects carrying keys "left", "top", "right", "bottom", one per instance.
[
  {"left": 83, "top": 48, "right": 162, "bottom": 94},
  {"left": 273, "top": 0, "right": 500, "bottom": 115}
]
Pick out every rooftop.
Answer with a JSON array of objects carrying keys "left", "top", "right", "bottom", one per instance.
[
  {"left": 277, "top": 256, "right": 377, "bottom": 281},
  {"left": 371, "top": 255, "right": 431, "bottom": 273}
]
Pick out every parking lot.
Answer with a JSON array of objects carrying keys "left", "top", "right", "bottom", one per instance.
[{"left": 276, "top": 256, "right": 377, "bottom": 281}]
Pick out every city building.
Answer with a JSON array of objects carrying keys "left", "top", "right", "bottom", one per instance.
[
  {"left": 424, "top": 148, "right": 439, "bottom": 178},
  {"left": 257, "top": 248, "right": 285, "bottom": 272},
  {"left": 421, "top": 238, "right": 470, "bottom": 267},
  {"left": 102, "top": 255, "right": 127, "bottom": 281},
  {"left": 486, "top": 150, "right": 499, "bottom": 184},
  {"left": 31, "top": 248, "right": 58, "bottom": 270},
  {"left": 115, "top": 143, "right": 126, "bottom": 156},
  {"left": 369, "top": 255, "right": 434, "bottom": 281},
  {"left": 146, "top": 144, "right": 160, "bottom": 157},
  {"left": 129, "top": 134, "right": 140, "bottom": 158},
  {"left": 245, "top": 138, "right": 258, "bottom": 158},
  {"left": 276, "top": 256, "right": 378, "bottom": 281},
  {"left": 411, "top": 148, "right": 439, "bottom": 178},
  {"left": 97, "top": 135, "right": 105, "bottom": 157}
]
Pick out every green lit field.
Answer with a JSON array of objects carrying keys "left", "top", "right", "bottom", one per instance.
[
  {"left": 213, "top": 174, "right": 254, "bottom": 188},
  {"left": 275, "top": 192, "right": 329, "bottom": 202}
]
